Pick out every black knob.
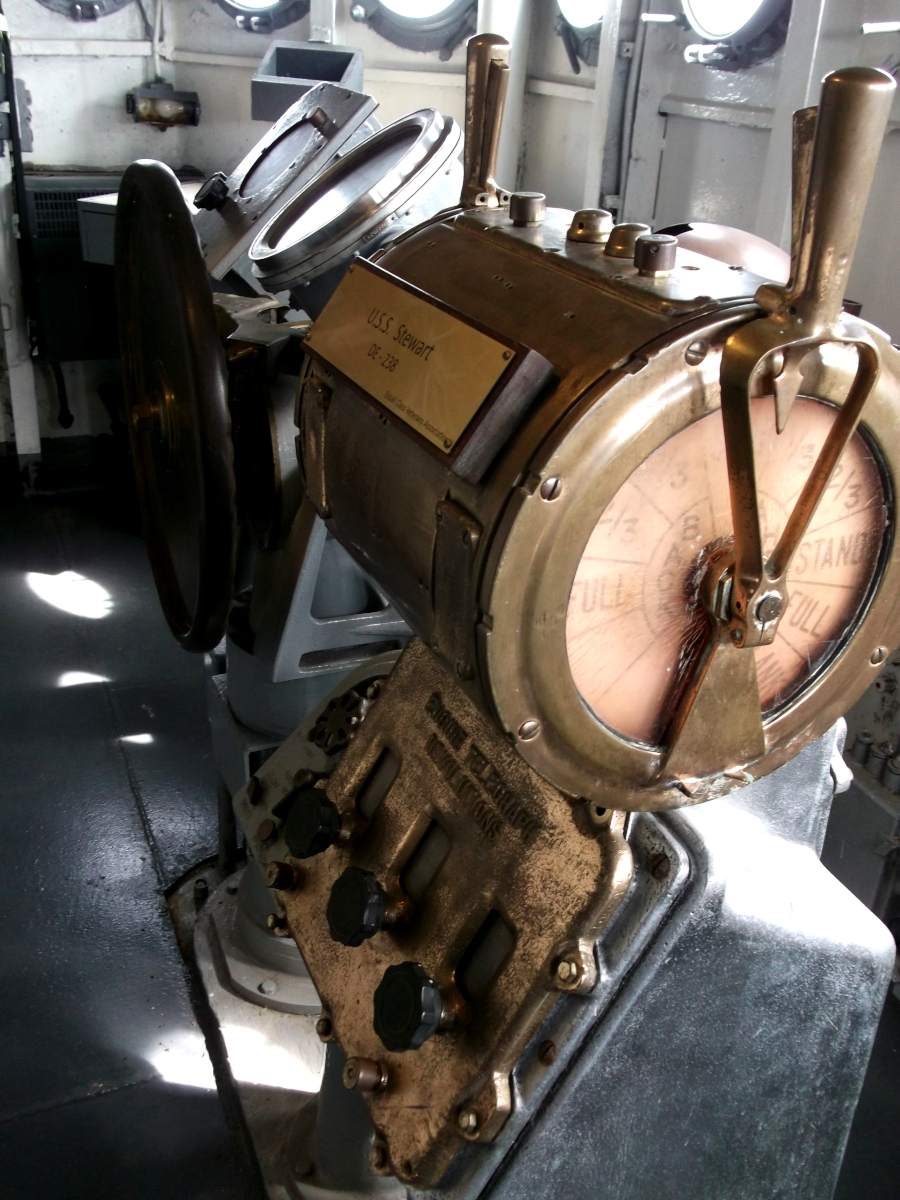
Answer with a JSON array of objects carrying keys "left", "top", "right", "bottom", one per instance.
[
  {"left": 284, "top": 788, "right": 341, "bottom": 859},
  {"left": 373, "top": 962, "right": 442, "bottom": 1052},
  {"left": 327, "top": 867, "right": 388, "bottom": 947},
  {"left": 194, "top": 172, "right": 229, "bottom": 211}
]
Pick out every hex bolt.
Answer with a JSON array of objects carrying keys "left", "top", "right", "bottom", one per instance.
[
  {"left": 193, "top": 878, "right": 209, "bottom": 906},
  {"left": 555, "top": 958, "right": 581, "bottom": 987},
  {"left": 343, "top": 1056, "right": 387, "bottom": 1093},
  {"left": 539, "top": 476, "right": 563, "bottom": 501},
  {"left": 263, "top": 860, "right": 302, "bottom": 891},
  {"left": 755, "top": 593, "right": 784, "bottom": 624},
  {"left": 316, "top": 1015, "right": 335, "bottom": 1042},
  {"left": 458, "top": 1109, "right": 479, "bottom": 1134},
  {"left": 851, "top": 730, "right": 874, "bottom": 764},
  {"left": 246, "top": 775, "right": 263, "bottom": 806},
  {"left": 350, "top": 3, "right": 366, "bottom": 20},
  {"left": 649, "top": 853, "right": 671, "bottom": 881}
]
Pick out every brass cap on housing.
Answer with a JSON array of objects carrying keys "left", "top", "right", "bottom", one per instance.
[
  {"left": 634, "top": 233, "right": 678, "bottom": 277},
  {"left": 604, "top": 221, "right": 651, "bottom": 258},
  {"left": 509, "top": 192, "right": 546, "bottom": 227},
  {"left": 566, "top": 208, "right": 613, "bottom": 243}
]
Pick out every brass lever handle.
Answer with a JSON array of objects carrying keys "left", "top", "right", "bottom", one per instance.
[
  {"left": 759, "top": 67, "right": 896, "bottom": 334},
  {"left": 664, "top": 67, "right": 895, "bottom": 784},
  {"left": 461, "top": 33, "right": 511, "bottom": 209},
  {"left": 718, "top": 66, "right": 895, "bottom": 648}
]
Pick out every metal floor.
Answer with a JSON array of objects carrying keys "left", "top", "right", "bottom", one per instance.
[{"left": 0, "top": 487, "right": 897, "bottom": 1200}]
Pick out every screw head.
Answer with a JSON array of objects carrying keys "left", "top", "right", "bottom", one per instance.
[
  {"left": 518, "top": 720, "right": 540, "bottom": 741},
  {"left": 871, "top": 646, "right": 887, "bottom": 666},
  {"left": 730, "top": 629, "right": 743, "bottom": 644},
  {"left": 684, "top": 340, "right": 708, "bottom": 366},
  {"left": 258, "top": 979, "right": 277, "bottom": 996},
  {"left": 256, "top": 818, "right": 276, "bottom": 843},
  {"left": 539, "top": 476, "right": 563, "bottom": 501},
  {"left": 538, "top": 1039, "right": 557, "bottom": 1066},
  {"left": 755, "top": 593, "right": 784, "bottom": 624}
]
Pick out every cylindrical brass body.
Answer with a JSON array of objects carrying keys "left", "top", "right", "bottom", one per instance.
[{"left": 303, "top": 206, "right": 900, "bottom": 808}]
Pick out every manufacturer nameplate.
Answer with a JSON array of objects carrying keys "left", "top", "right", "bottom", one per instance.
[{"left": 304, "top": 260, "right": 515, "bottom": 453}]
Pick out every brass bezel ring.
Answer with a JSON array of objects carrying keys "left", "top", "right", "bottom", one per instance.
[{"left": 479, "top": 313, "right": 900, "bottom": 810}]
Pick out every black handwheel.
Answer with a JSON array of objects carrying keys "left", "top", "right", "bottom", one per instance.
[{"left": 115, "top": 159, "right": 236, "bottom": 651}]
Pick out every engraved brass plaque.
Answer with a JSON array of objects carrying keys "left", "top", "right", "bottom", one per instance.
[
  {"left": 240, "top": 640, "right": 632, "bottom": 1187},
  {"left": 304, "top": 259, "right": 513, "bottom": 452}
]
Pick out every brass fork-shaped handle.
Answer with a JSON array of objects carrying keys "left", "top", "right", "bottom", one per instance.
[
  {"left": 664, "top": 67, "right": 895, "bottom": 786},
  {"left": 719, "top": 66, "right": 895, "bottom": 650},
  {"left": 461, "top": 33, "right": 511, "bottom": 209}
]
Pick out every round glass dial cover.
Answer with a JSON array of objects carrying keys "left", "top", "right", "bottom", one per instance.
[{"left": 566, "top": 396, "right": 887, "bottom": 745}]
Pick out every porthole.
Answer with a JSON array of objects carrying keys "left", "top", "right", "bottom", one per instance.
[
  {"left": 214, "top": 0, "right": 310, "bottom": 34},
  {"left": 555, "top": 1, "right": 602, "bottom": 72},
  {"left": 682, "top": 0, "right": 791, "bottom": 71},
  {"left": 350, "top": 0, "right": 476, "bottom": 60},
  {"left": 32, "top": 0, "right": 134, "bottom": 18}
]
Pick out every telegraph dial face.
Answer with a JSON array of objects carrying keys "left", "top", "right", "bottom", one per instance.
[{"left": 566, "top": 396, "right": 887, "bottom": 746}]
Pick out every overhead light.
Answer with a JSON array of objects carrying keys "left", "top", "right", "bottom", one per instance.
[
  {"left": 682, "top": 0, "right": 769, "bottom": 42},
  {"left": 862, "top": 21, "right": 900, "bottom": 34},
  {"left": 558, "top": 0, "right": 605, "bottom": 29},
  {"left": 641, "top": 11, "right": 678, "bottom": 20}
]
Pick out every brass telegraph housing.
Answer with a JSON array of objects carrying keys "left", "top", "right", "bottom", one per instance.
[
  {"left": 231, "top": 46, "right": 900, "bottom": 1191},
  {"left": 301, "top": 63, "right": 900, "bottom": 811}
]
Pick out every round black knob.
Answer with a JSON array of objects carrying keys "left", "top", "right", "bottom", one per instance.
[
  {"left": 327, "top": 867, "right": 388, "bottom": 947},
  {"left": 373, "top": 962, "right": 442, "bottom": 1052},
  {"left": 284, "top": 788, "right": 341, "bottom": 859},
  {"left": 194, "top": 172, "right": 229, "bottom": 211}
]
